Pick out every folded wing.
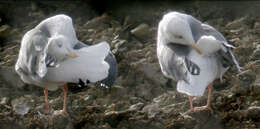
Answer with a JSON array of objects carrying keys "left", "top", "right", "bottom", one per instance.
[
  {"left": 201, "top": 24, "right": 242, "bottom": 72},
  {"left": 45, "top": 42, "right": 110, "bottom": 83}
]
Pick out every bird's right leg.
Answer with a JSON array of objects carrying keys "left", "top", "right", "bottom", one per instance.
[
  {"left": 188, "top": 95, "right": 194, "bottom": 112},
  {"left": 44, "top": 88, "right": 49, "bottom": 114}
]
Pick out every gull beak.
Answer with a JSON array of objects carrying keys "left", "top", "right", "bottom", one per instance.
[
  {"left": 66, "top": 52, "right": 78, "bottom": 58},
  {"left": 191, "top": 43, "right": 203, "bottom": 54}
]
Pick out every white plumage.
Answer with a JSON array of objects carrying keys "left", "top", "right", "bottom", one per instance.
[
  {"left": 16, "top": 14, "right": 111, "bottom": 91},
  {"left": 177, "top": 45, "right": 221, "bottom": 96},
  {"left": 15, "top": 14, "right": 114, "bottom": 114},
  {"left": 197, "top": 36, "right": 223, "bottom": 55},
  {"left": 44, "top": 42, "right": 110, "bottom": 84},
  {"left": 157, "top": 11, "right": 241, "bottom": 111}
]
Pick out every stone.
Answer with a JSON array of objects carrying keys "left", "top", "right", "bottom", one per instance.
[
  {"left": 142, "top": 103, "right": 161, "bottom": 118},
  {"left": 128, "top": 102, "right": 144, "bottom": 111},
  {"left": 0, "top": 97, "right": 9, "bottom": 105},
  {"left": 254, "top": 22, "right": 260, "bottom": 34},
  {"left": 0, "top": 25, "right": 10, "bottom": 38},
  {"left": 11, "top": 96, "right": 34, "bottom": 115},
  {"left": 247, "top": 106, "right": 260, "bottom": 119},
  {"left": 0, "top": 1, "right": 259, "bottom": 129},
  {"left": 140, "top": 63, "right": 168, "bottom": 86},
  {"left": 130, "top": 23, "right": 150, "bottom": 41},
  {"left": 0, "top": 67, "right": 25, "bottom": 89},
  {"left": 254, "top": 73, "right": 260, "bottom": 86},
  {"left": 251, "top": 84, "right": 260, "bottom": 96},
  {"left": 231, "top": 85, "right": 249, "bottom": 95},
  {"left": 226, "top": 17, "right": 247, "bottom": 30},
  {"left": 114, "top": 39, "right": 127, "bottom": 49},
  {"left": 36, "top": 111, "right": 74, "bottom": 129},
  {"left": 0, "top": 88, "right": 11, "bottom": 98}
]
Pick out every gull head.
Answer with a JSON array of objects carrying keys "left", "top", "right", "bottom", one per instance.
[
  {"left": 160, "top": 12, "right": 203, "bottom": 54},
  {"left": 47, "top": 35, "right": 78, "bottom": 61}
]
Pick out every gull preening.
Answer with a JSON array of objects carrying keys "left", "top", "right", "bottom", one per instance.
[
  {"left": 15, "top": 14, "right": 117, "bottom": 114},
  {"left": 157, "top": 12, "right": 241, "bottom": 112}
]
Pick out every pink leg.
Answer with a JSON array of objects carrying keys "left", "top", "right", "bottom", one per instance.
[
  {"left": 44, "top": 88, "right": 49, "bottom": 114},
  {"left": 62, "top": 84, "right": 68, "bottom": 113},
  {"left": 206, "top": 84, "right": 213, "bottom": 108},
  {"left": 194, "top": 84, "right": 213, "bottom": 112},
  {"left": 188, "top": 95, "right": 194, "bottom": 112}
]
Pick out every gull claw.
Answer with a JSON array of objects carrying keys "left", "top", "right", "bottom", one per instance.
[
  {"left": 193, "top": 106, "right": 213, "bottom": 113},
  {"left": 53, "top": 110, "right": 69, "bottom": 116}
]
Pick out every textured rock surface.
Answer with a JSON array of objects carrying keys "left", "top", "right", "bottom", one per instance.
[{"left": 0, "top": 1, "right": 259, "bottom": 129}]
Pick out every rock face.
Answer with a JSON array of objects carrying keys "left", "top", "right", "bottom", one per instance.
[
  {"left": 130, "top": 23, "right": 152, "bottom": 42},
  {"left": 0, "top": 67, "right": 24, "bottom": 89},
  {"left": 0, "top": 1, "right": 259, "bottom": 129}
]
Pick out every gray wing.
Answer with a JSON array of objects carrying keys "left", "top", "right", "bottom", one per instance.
[
  {"left": 100, "top": 51, "right": 118, "bottom": 87},
  {"left": 74, "top": 41, "right": 88, "bottom": 49},
  {"left": 74, "top": 41, "right": 118, "bottom": 87},
  {"left": 186, "top": 15, "right": 228, "bottom": 43},
  {"left": 186, "top": 15, "right": 204, "bottom": 43},
  {"left": 201, "top": 24, "right": 227, "bottom": 42},
  {"left": 159, "top": 43, "right": 200, "bottom": 83},
  {"left": 15, "top": 28, "right": 50, "bottom": 84},
  {"left": 186, "top": 14, "right": 241, "bottom": 71},
  {"left": 201, "top": 24, "right": 242, "bottom": 71}
]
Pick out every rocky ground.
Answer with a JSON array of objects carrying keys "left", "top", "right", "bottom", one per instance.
[{"left": 0, "top": 1, "right": 260, "bottom": 129}]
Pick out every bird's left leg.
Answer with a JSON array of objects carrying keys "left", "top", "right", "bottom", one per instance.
[
  {"left": 44, "top": 88, "right": 50, "bottom": 114},
  {"left": 62, "top": 84, "right": 68, "bottom": 113},
  {"left": 54, "top": 84, "right": 69, "bottom": 115},
  {"left": 194, "top": 83, "right": 213, "bottom": 112},
  {"left": 188, "top": 95, "right": 194, "bottom": 112}
]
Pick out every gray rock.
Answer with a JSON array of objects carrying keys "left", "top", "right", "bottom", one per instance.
[
  {"left": 0, "top": 67, "right": 24, "bottom": 89},
  {"left": 254, "top": 22, "right": 260, "bottom": 34},
  {"left": 130, "top": 23, "right": 150, "bottom": 40},
  {"left": 252, "top": 84, "right": 260, "bottom": 96},
  {"left": 247, "top": 106, "right": 260, "bottom": 119},
  {"left": 254, "top": 73, "right": 260, "bottom": 86},
  {"left": 142, "top": 63, "right": 157, "bottom": 79},
  {"left": 0, "top": 97, "right": 9, "bottom": 105},
  {"left": 232, "top": 106, "right": 260, "bottom": 119},
  {"left": 11, "top": 96, "right": 34, "bottom": 115},
  {"left": 142, "top": 103, "right": 161, "bottom": 118},
  {"left": 141, "top": 63, "right": 168, "bottom": 86},
  {"left": 114, "top": 39, "right": 127, "bottom": 49},
  {"left": 51, "top": 111, "right": 74, "bottom": 129},
  {"left": 226, "top": 17, "right": 247, "bottom": 30},
  {"left": 231, "top": 85, "right": 248, "bottom": 95},
  {"left": 153, "top": 92, "right": 178, "bottom": 106},
  {"left": 0, "top": 25, "right": 10, "bottom": 38},
  {"left": 128, "top": 102, "right": 144, "bottom": 111},
  {"left": 0, "top": 88, "right": 11, "bottom": 98}
]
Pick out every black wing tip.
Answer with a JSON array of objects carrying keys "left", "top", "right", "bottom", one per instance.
[{"left": 77, "top": 79, "right": 90, "bottom": 87}]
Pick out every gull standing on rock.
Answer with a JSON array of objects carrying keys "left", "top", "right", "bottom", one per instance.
[
  {"left": 157, "top": 12, "right": 242, "bottom": 112},
  {"left": 15, "top": 14, "right": 117, "bottom": 114}
]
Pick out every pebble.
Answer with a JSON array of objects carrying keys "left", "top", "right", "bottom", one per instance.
[
  {"left": 11, "top": 97, "right": 33, "bottom": 116},
  {"left": 0, "top": 97, "right": 9, "bottom": 105},
  {"left": 130, "top": 23, "right": 150, "bottom": 40}
]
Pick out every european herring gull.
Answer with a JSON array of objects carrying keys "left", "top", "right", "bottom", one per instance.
[
  {"left": 15, "top": 14, "right": 117, "bottom": 114},
  {"left": 157, "top": 12, "right": 242, "bottom": 112}
]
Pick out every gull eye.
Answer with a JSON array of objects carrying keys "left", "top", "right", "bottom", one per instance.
[{"left": 57, "top": 43, "right": 63, "bottom": 48}]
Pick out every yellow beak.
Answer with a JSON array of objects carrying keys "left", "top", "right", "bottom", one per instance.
[
  {"left": 191, "top": 43, "right": 203, "bottom": 54},
  {"left": 67, "top": 52, "right": 78, "bottom": 58}
]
